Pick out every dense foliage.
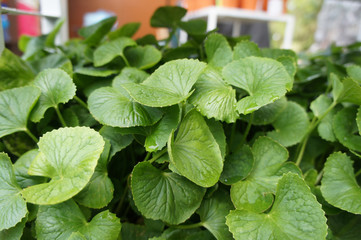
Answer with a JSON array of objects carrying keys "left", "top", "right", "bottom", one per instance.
[{"left": 0, "top": 6, "right": 361, "bottom": 240}]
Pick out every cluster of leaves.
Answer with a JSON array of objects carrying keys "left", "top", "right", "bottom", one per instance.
[{"left": 0, "top": 6, "right": 361, "bottom": 240}]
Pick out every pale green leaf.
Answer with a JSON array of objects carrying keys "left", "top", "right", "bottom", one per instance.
[
  {"left": 267, "top": 101, "right": 309, "bottom": 147},
  {"left": 277, "top": 56, "right": 297, "bottom": 77},
  {"left": 321, "top": 152, "right": 361, "bottom": 214},
  {"left": 168, "top": 110, "right": 223, "bottom": 187},
  {"left": 0, "top": 153, "right": 27, "bottom": 231},
  {"left": 311, "top": 95, "right": 332, "bottom": 118},
  {"left": 108, "top": 22, "right": 141, "bottom": 40},
  {"left": 205, "top": 33, "right": 233, "bottom": 68},
  {"left": 131, "top": 162, "right": 206, "bottom": 224},
  {"left": 30, "top": 69, "right": 76, "bottom": 122},
  {"left": 124, "top": 46, "right": 162, "bottom": 70},
  {"left": 0, "top": 49, "right": 35, "bottom": 91},
  {"left": 67, "top": 232, "right": 87, "bottom": 240},
  {"left": 36, "top": 200, "right": 121, "bottom": 240},
  {"left": 331, "top": 73, "right": 343, "bottom": 103},
  {"left": 220, "top": 145, "right": 253, "bottom": 185},
  {"left": 333, "top": 76, "right": 361, "bottom": 105},
  {"left": 227, "top": 173, "right": 327, "bottom": 240},
  {"left": 78, "top": 17, "right": 117, "bottom": 46},
  {"left": 0, "top": 86, "right": 41, "bottom": 138},
  {"left": 150, "top": 6, "right": 186, "bottom": 28},
  {"left": 0, "top": 215, "right": 27, "bottom": 240},
  {"left": 122, "top": 59, "right": 206, "bottom": 107},
  {"left": 22, "top": 127, "right": 105, "bottom": 205},
  {"left": 99, "top": 126, "right": 133, "bottom": 158},
  {"left": 233, "top": 41, "right": 261, "bottom": 60},
  {"left": 197, "top": 190, "right": 234, "bottom": 240},
  {"left": 347, "top": 65, "right": 361, "bottom": 84},
  {"left": 93, "top": 37, "right": 136, "bottom": 67},
  {"left": 88, "top": 87, "right": 163, "bottom": 127},
  {"left": 145, "top": 105, "right": 180, "bottom": 152},
  {"left": 74, "top": 141, "right": 113, "bottom": 209},
  {"left": 13, "top": 150, "right": 46, "bottom": 189},
  {"left": 333, "top": 107, "right": 361, "bottom": 152},
  {"left": 189, "top": 67, "right": 238, "bottom": 123},
  {"left": 223, "top": 57, "right": 292, "bottom": 114},
  {"left": 230, "top": 137, "right": 288, "bottom": 213}
]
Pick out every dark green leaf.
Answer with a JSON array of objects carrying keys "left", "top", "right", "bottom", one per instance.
[
  {"left": 124, "top": 45, "right": 162, "bottom": 70},
  {"left": 78, "top": 17, "right": 117, "bottom": 46},
  {"left": 150, "top": 6, "right": 187, "bottom": 28},
  {"left": 108, "top": 22, "right": 141, "bottom": 40}
]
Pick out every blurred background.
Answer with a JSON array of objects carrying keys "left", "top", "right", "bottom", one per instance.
[{"left": 1, "top": 0, "right": 361, "bottom": 54}]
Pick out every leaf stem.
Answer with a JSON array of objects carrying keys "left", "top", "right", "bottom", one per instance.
[
  {"left": 170, "top": 222, "right": 203, "bottom": 230},
  {"left": 115, "top": 175, "right": 130, "bottom": 214},
  {"left": 162, "top": 28, "right": 176, "bottom": 50},
  {"left": 73, "top": 96, "right": 88, "bottom": 109},
  {"left": 238, "top": 113, "right": 253, "bottom": 149},
  {"left": 148, "top": 148, "right": 167, "bottom": 163},
  {"left": 355, "top": 168, "right": 361, "bottom": 178},
  {"left": 144, "top": 152, "right": 151, "bottom": 161},
  {"left": 315, "top": 169, "right": 324, "bottom": 185},
  {"left": 54, "top": 106, "right": 67, "bottom": 127},
  {"left": 120, "top": 54, "right": 131, "bottom": 67},
  {"left": 25, "top": 128, "right": 38, "bottom": 143}
]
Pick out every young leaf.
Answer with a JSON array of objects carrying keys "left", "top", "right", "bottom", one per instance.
[
  {"left": 93, "top": 37, "right": 136, "bottom": 67},
  {"left": 0, "top": 49, "right": 35, "bottom": 91},
  {"left": 197, "top": 189, "right": 234, "bottom": 240},
  {"left": 124, "top": 45, "right": 162, "bottom": 70},
  {"left": 233, "top": 41, "right": 261, "bottom": 60},
  {"left": 277, "top": 56, "right": 297, "bottom": 78},
  {"left": 189, "top": 67, "right": 238, "bottom": 123},
  {"left": 227, "top": 173, "right": 327, "bottom": 240},
  {"left": 220, "top": 145, "right": 254, "bottom": 185},
  {"left": 99, "top": 126, "right": 133, "bottom": 158},
  {"left": 321, "top": 152, "right": 361, "bottom": 214},
  {"left": 13, "top": 150, "right": 46, "bottom": 189},
  {"left": 145, "top": 105, "right": 180, "bottom": 152},
  {"left": 0, "top": 153, "right": 28, "bottom": 231},
  {"left": 30, "top": 69, "right": 76, "bottom": 122},
  {"left": 78, "top": 16, "right": 117, "bottom": 46},
  {"left": 122, "top": 59, "right": 206, "bottom": 107},
  {"left": 178, "top": 19, "right": 207, "bottom": 35},
  {"left": 223, "top": 57, "right": 292, "bottom": 114},
  {"left": 88, "top": 87, "right": 163, "bottom": 127},
  {"left": 0, "top": 216, "right": 27, "bottom": 240},
  {"left": 205, "top": 33, "right": 233, "bottom": 68},
  {"left": 347, "top": 65, "right": 361, "bottom": 84},
  {"left": 44, "top": 18, "right": 64, "bottom": 47},
  {"left": 230, "top": 137, "right": 288, "bottom": 213},
  {"left": 29, "top": 53, "right": 73, "bottom": 76},
  {"left": 310, "top": 94, "right": 332, "bottom": 118},
  {"left": 108, "top": 22, "right": 141, "bottom": 40},
  {"left": 22, "top": 127, "right": 105, "bottom": 205},
  {"left": 332, "top": 74, "right": 361, "bottom": 105},
  {"left": 333, "top": 107, "right": 361, "bottom": 152},
  {"left": 267, "top": 101, "right": 309, "bottom": 147},
  {"left": 150, "top": 6, "right": 187, "bottom": 28},
  {"left": 36, "top": 200, "right": 121, "bottom": 240},
  {"left": 131, "top": 162, "right": 206, "bottom": 224},
  {"left": 74, "top": 140, "right": 114, "bottom": 209},
  {"left": 168, "top": 110, "right": 223, "bottom": 187},
  {"left": 0, "top": 86, "right": 41, "bottom": 138}
]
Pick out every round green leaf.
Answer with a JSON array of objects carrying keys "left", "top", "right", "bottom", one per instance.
[
  {"left": 178, "top": 19, "right": 207, "bottom": 35},
  {"left": 93, "top": 37, "right": 136, "bottom": 67},
  {"left": 220, "top": 145, "right": 254, "bottom": 185},
  {"left": 0, "top": 153, "right": 28, "bottom": 231},
  {"left": 230, "top": 137, "right": 288, "bottom": 213},
  {"left": 233, "top": 40, "right": 261, "bottom": 60},
  {"left": 108, "top": 22, "right": 141, "bottom": 40},
  {"left": 168, "top": 110, "right": 223, "bottom": 187},
  {"left": 150, "top": 6, "right": 186, "bottom": 28},
  {"left": 30, "top": 69, "right": 76, "bottom": 122},
  {"left": 112, "top": 67, "right": 149, "bottom": 98},
  {"left": 347, "top": 65, "right": 361, "bottom": 84},
  {"left": 88, "top": 87, "right": 163, "bottom": 127},
  {"left": 30, "top": 53, "right": 73, "bottom": 76},
  {"left": 36, "top": 200, "right": 121, "bottom": 240},
  {"left": 334, "top": 77, "right": 361, "bottom": 105},
  {"left": 223, "top": 57, "right": 292, "bottom": 115},
  {"left": 205, "top": 33, "right": 233, "bottom": 68},
  {"left": 333, "top": 107, "right": 361, "bottom": 152},
  {"left": 0, "top": 49, "right": 35, "bottom": 91},
  {"left": 131, "top": 162, "right": 206, "bottom": 224},
  {"left": 321, "top": 152, "right": 361, "bottom": 214},
  {"left": 0, "top": 86, "right": 41, "bottom": 138},
  {"left": 277, "top": 56, "right": 297, "bottom": 78},
  {"left": 197, "top": 190, "right": 234, "bottom": 240},
  {"left": 0, "top": 216, "right": 27, "bottom": 240},
  {"left": 267, "top": 101, "right": 309, "bottom": 147},
  {"left": 124, "top": 45, "right": 162, "bottom": 70},
  {"left": 189, "top": 67, "right": 238, "bottom": 123},
  {"left": 74, "top": 140, "right": 113, "bottom": 209},
  {"left": 21, "top": 127, "right": 105, "bottom": 205},
  {"left": 122, "top": 59, "right": 206, "bottom": 107},
  {"left": 99, "top": 126, "right": 133, "bottom": 158},
  {"left": 13, "top": 150, "right": 46, "bottom": 189},
  {"left": 227, "top": 173, "right": 327, "bottom": 240}
]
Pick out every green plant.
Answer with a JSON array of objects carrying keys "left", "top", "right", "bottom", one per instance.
[{"left": 0, "top": 6, "right": 361, "bottom": 240}]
